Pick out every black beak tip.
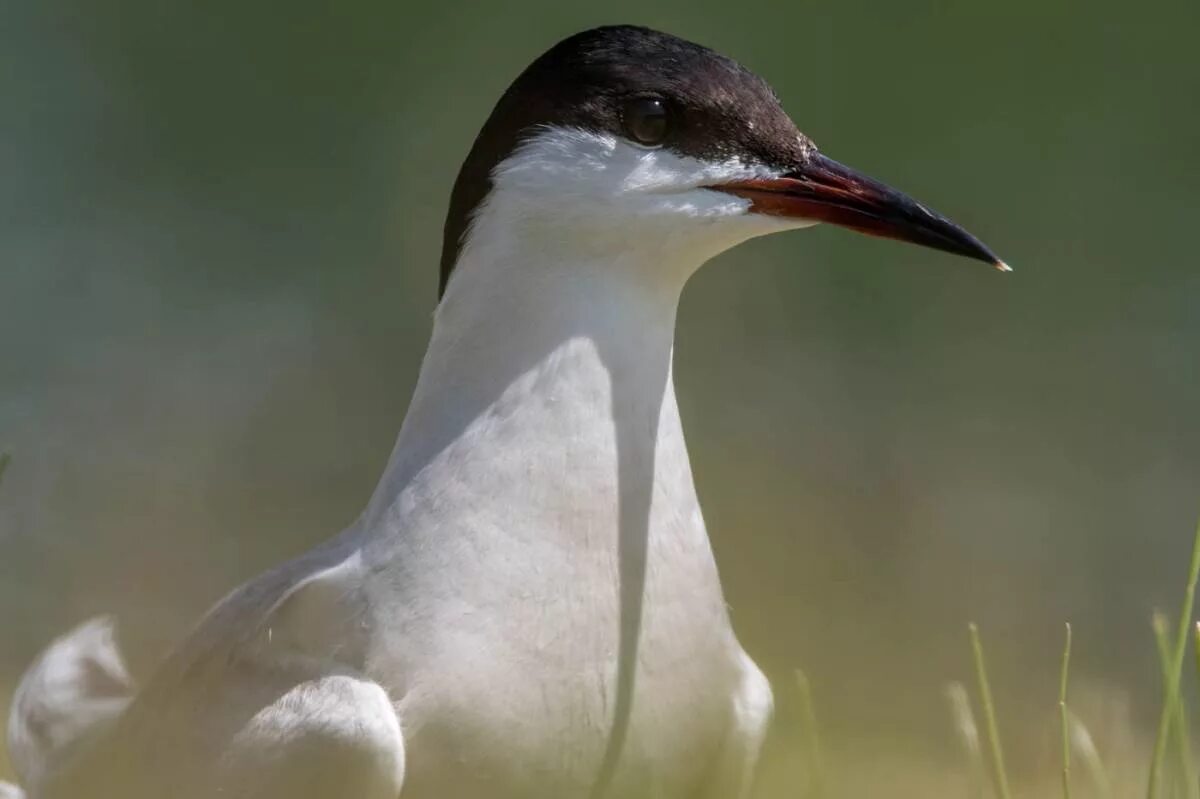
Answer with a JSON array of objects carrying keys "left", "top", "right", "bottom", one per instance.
[
  {"left": 958, "top": 232, "right": 1011, "bottom": 273},
  {"left": 801, "top": 152, "right": 1011, "bottom": 274},
  {"left": 961, "top": 237, "right": 1011, "bottom": 273},
  {"left": 913, "top": 203, "right": 1009, "bottom": 274}
]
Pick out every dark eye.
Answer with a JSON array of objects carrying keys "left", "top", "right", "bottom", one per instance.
[{"left": 621, "top": 96, "right": 671, "bottom": 146}]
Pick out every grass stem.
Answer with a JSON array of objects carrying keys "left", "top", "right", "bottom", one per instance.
[
  {"left": 1152, "top": 613, "right": 1197, "bottom": 799},
  {"left": 1059, "top": 622, "right": 1072, "bottom": 799},
  {"left": 1147, "top": 516, "right": 1200, "bottom": 799},
  {"left": 969, "top": 622, "right": 1011, "bottom": 799},
  {"left": 1194, "top": 620, "right": 1200, "bottom": 706}
]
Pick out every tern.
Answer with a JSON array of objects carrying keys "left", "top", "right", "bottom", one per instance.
[{"left": 3, "top": 25, "right": 1006, "bottom": 799}]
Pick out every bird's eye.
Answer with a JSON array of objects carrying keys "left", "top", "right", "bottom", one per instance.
[{"left": 621, "top": 97, "right": 671, "bottom": 146}]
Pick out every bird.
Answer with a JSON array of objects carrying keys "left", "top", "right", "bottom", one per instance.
[{"left": 2, "top": 24, "right": 1006, "bottom": 799}]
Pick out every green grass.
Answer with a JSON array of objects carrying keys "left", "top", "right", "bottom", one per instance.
[
  {"left": 1060, "top": 622, "right": 1073, "bottom": 799},
  {"left": 968, "top": 517, "right": 1200, "bottom": 799},
  {"left": 970, "top": 621, "right": 1013, "bottom": 799},
  {"left": 965, "top": 517, "right": 1200, "bottom": 799},
  {"left": 1148, "top": 517, "right": 1200, "bottom": 799},
  {"left": 790, "top": 514, "right": 1200, "bottom": 799}
]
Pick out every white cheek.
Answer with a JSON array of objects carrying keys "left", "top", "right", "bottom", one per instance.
[
  {"left": 476, "top": 125, "right": 817, "bottom": 270},
  {"left": 497, "top": 128, "right": 765, "bottom": 206}
]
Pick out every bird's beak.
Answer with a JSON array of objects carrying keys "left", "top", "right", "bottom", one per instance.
[{"left": 712, "top": 152, "right": 1009, "bottom": 271}]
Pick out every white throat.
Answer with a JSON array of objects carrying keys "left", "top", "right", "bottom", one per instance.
[
  {"left": 366, "top": 128, "right": 797, "bottom": 541},
  {"left": 351, "top": 132, "right": 814, "bottom": 747},
  {"left": 365, "top": 219, "right": 693, "bottom": 548}
]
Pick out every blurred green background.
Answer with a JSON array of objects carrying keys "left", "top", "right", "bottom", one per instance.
[{"left": 2, "top": 0, "right": 1198, "bottom": 790}]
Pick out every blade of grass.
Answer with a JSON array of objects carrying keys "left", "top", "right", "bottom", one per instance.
[
  {"left": 1060, "top": 622, "right": 1072, "bottom": 799},
  {"left": 1147, "top": 516, "right": 1200, "bottom": 799},
  {"left": 1153, "top": 612, "right": 1197, "bottom": 799},
  {"left": 794, "top": 668, "right": 825, "bottom": 799},
  {"left": 0, "top": 452, "right": 10, "bottom": 488},
  {"left": 969, "top": 623, "right": 1011, "bottom": 799},
  {"left": 1152, "top": 613, "right": 1176, "bottom": 795},
  {"left": 1194, "top": 621, "right": 1200, "bottom": 705}
]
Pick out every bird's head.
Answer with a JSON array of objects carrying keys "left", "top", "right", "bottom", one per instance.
[{"left": 440, "top": 25, "right": 1006, "bottom": 298}]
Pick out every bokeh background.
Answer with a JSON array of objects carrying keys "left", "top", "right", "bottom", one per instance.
[{"left": 2, "top": 0, "right": 1198, "bottom": 792}]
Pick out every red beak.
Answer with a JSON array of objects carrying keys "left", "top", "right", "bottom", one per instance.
[{"left": 711, "top": 152, "right": 1009, "bottom": 271}]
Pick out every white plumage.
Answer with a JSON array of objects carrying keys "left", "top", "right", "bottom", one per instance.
[
  {"left": 3, "top": 22, "right": 1004, "bottom": 796},
  {"left": 4, "top": 129, "right": 795, "bottom": 799}
]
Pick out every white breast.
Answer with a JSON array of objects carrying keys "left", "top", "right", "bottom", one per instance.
[
  {"left": 348, "top": 129, "right": 777, "bottom": 796},
  {"left": 3, "top": 125, "right": 778, "bottom": 799}
]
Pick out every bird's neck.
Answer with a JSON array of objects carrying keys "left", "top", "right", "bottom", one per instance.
[{"left": 364, "top": 241, "right": 700, "bottom": 550}]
